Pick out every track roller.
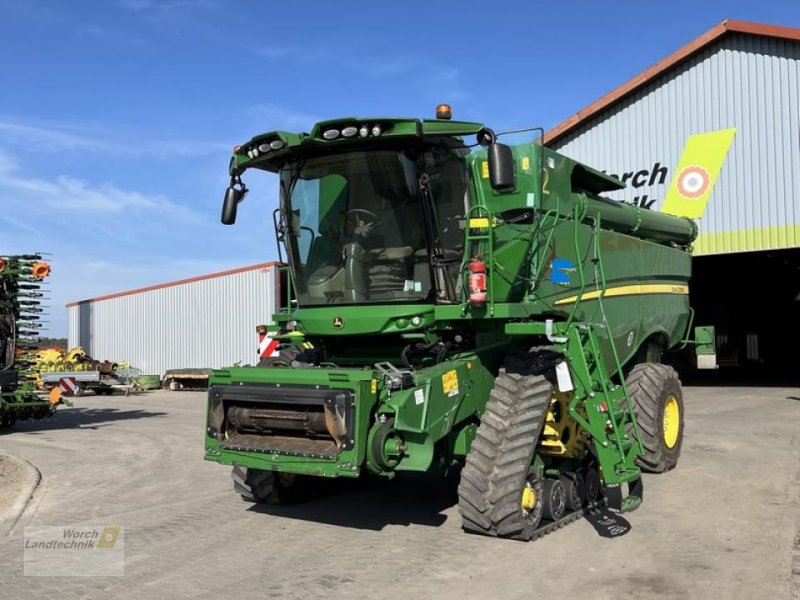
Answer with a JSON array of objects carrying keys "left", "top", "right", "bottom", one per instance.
[
  {"left": 542, "top": 478, "right": 566, "bottom": 521},
  {"left": 561, "top": 473, "right": 583, "bottom": 512}
]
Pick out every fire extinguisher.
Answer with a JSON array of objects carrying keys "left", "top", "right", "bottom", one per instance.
[{"left": 468, "top": 257, "right": 487, "bottom": 306}]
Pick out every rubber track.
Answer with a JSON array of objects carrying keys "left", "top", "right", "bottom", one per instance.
[
  {"left": 526, "top": 500, "right": 607, "bottom": 542},
  {"left": 458, "top": 366, "right": 553, "bottom": 539}
]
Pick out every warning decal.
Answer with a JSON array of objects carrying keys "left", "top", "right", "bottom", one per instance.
[{"left": 442, "top": 370, "right": 459, "bottom": 397}]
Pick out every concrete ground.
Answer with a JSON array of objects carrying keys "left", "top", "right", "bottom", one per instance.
[
  {"left": 0, "top": 453, "right": 29, "bottom": 521},
  {"left": 0, "top": 386, "right": 797, "bottom": 600}
]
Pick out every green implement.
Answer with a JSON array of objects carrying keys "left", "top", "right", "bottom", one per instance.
[{"left": 0, "top": 254, "right": 66, "bottom": 428}]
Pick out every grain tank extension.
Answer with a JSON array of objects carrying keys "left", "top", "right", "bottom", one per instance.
[{"left": 205, "top": 108, "right": 701, "bottom": 540}]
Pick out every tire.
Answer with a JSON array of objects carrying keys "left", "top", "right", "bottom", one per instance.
[
  {"left": 626, "top": 363, "right": 684, "bottom": 473},
  {"left": 457, "top": 363, "right": 552, "bottom": 541},
  {"left": 231, "top": 466, "right": 305, "bottom": 505},
  {"left": 73, "top": 383, "right": 85, "bottom": 397},
  {"left": 168, "top": 379, "right": 182, "bottom": 391}
]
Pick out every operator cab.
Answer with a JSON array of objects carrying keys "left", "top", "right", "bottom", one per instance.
[
  {"left": 221, "top": 107, "right": 515, "bottom": 309},
  {"left": 280, "top": 142, "right": 470, "bottom": 306}
]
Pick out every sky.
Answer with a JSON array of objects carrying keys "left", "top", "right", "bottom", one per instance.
[{"left": 1, "top": 0, "right": 798, "bottom": 336}]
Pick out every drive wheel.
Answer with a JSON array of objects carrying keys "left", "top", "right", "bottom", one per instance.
[
  {"left": 458, "top": 361, "right": 552, "bottom": 541},
  {"left": 626, "top": 363, "right": 684, "bottom": 472},
  {"left": 231, "top": 466, "right": 306, "bottom": 505}
]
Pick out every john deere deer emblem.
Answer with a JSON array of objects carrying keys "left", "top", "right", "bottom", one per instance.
[{"left": 333, "top": 316, "right": 344, "bottom": 329}]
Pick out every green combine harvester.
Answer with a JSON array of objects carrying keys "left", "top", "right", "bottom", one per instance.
[
  {"left": 206, "top": 106, "right": 707, "bottom": 540},
  {"left": 0, "top": 254, "right": 64, "bottom": 429}
]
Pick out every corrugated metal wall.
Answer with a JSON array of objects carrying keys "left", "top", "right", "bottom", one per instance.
[
  {"left": 551, "top": 33, "right": 800, "bottom": 256},
  {"left": 67, "top": 264, "right": 279, "bottom": 376}
]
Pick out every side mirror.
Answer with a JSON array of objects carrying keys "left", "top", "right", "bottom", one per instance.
[
  {"left": 487, "top": 143, "right": 515, "bottom": 191},
  {"left": 221, "top": 184, "right": 247, "bottom": 225}
]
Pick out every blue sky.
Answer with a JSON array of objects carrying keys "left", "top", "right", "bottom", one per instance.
[{"left": 1, "top": 0, "right": 798, "bottom": 335}]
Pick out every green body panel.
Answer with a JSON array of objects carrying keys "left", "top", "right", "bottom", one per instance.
[{"left": 209, "top": 113, "right": 698, "bottom": 499}]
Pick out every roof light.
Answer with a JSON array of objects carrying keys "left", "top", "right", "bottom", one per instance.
[
  {"left": 371, "top": 124, "right": 382, "bottom": 137},
  {"left": 270, "top": 139, "right": 284, "bottom": 150},
  {"left": 436, "top": 104, "right": 452, "bottom": 120},
  {"left": 341, "top": 126, "right": 358, "bottom": 138},
  {"left": 359, "top": 125, "right": 369, "bottom": 138},
  {"left": 323, "top": 129, "right": 340, "bottom": 140},
  {"left": 247, "top": 149, "right": 255, "bottom": 158},
  {"left": 251, "top": 147, "right": 260, "bottom": 157},
  {"left": 258, "top": 143, "right": 270, "bottom": 153}
]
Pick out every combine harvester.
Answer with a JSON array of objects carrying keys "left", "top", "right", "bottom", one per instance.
[
  {"left": 204, "top": 107, "right": 712, "bottom": 540},
  {"left": 0, "top": 254, "right": 67, "bottom": 428}
]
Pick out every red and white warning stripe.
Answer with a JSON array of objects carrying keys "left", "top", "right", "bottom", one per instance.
[
  {"left": 59, "top": 376, "right": 78, "bottom": 395},
  {"left": 257, "top": 329, "right": 280, "bottom": 359}
]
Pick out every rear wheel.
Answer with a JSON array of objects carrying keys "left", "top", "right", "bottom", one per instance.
[
  {"left": 231, "top": 466, "right": 306, "bottom": 505},
  {"left": 626, "top": 363, "right": 684, "bottom": 472},
  {"left": 457, "top": 362, "right": 552, "bottom": 541}
]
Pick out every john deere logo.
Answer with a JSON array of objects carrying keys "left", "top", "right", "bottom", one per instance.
[{"left": 333, "top": 316, "right": 344, "bottom": 329}]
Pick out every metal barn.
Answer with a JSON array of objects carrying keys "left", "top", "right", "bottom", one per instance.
[
  {"left": 544, "top": 19, "right": 800, "bottom": 378},
  {"left": 67, "top": 263, "right": 280, "bottom": 376}
]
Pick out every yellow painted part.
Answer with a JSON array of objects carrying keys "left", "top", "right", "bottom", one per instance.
[
  {"left": 538, "top": 390, "right": 583, "bottom": 458},
  {"left": 554, "top": 283, "right": 689, "bottom": 306},
  {"left": 370, "top": 379, "right": 377, "bottom": 394},
  {"left": 36, "top": 348, "right": 63, "bottom": 364},
  {"left": 663, "top": 395, "right": 680, "bottom": 449},
  {"left": 64, "top": 347, "right": 88, "bottom": 363},
  {"left": 469, "top": 217, "right": 490, "bottom": 229},
  {"left": 661, "top": 128, "right": 736, "bottom": 219},
  {"left": 521, "top": 483, "right": 537, "bottom": 512},
  {"left": 693, "top": 223, "right": 800, "bottom": 256},
  {"left": 481, "top": 161, "right": 489, "bottom": 179}
]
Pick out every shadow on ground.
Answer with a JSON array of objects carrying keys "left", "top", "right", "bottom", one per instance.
[
  {"left": 6, "top": 407, "right": 168, "bottom": 433},
  {"left": 249, "top": 469, "right": 460, "bottom": 531}
]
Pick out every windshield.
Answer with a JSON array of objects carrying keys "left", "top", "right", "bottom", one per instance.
[{"left": 279, "top": 148, "right": 469, "bottom": 306}]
